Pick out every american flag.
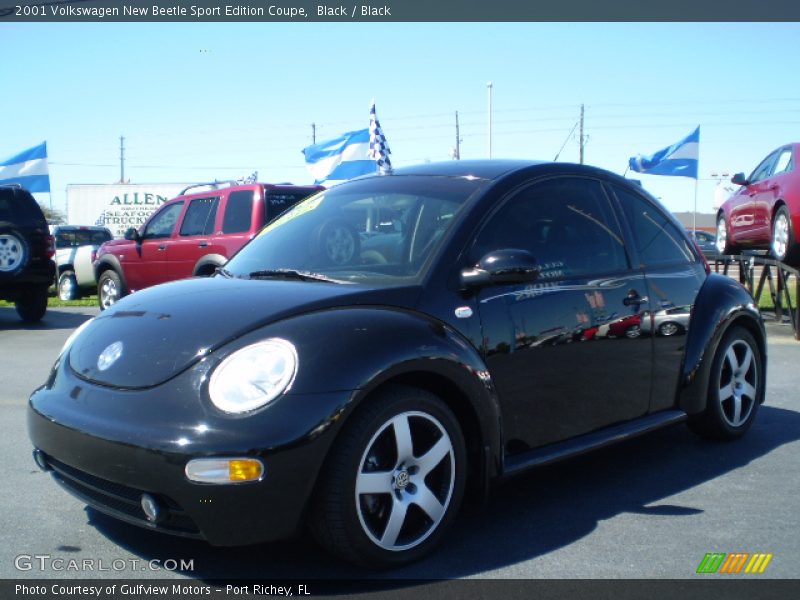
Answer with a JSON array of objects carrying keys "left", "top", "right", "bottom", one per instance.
[{"left": 368, "top": 101, "right": 392, "bottom": 173}]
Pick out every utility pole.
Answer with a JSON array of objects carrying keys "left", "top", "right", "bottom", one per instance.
[
  {"left": 454, "top": 111, "right": 461, "bottom": 160},
  {"left": 311, "top": 123, "right": 316, "bottom": 144},
  {"left": 119, "top": 136, "right": 125, "bottom": 183},
  {"left": 579, "top": 104, "right": 585, "bottom": 164}
]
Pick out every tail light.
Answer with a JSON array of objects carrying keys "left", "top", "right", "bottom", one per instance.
[{"left": 45, "top": 234, "right": 56, "bottom": 259}]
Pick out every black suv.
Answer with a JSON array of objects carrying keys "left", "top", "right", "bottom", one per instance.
[{"left": 0, "top": 185, "right": 55, "bottom": 322}]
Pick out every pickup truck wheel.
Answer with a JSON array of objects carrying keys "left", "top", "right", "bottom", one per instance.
[
  {"left": 98, "top": 270, "right": 124, "bottom": 310},
  {"left": 58, "top": 271, "right": 79, "bottom": 301}
]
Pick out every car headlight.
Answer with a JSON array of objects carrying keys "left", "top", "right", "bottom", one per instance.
[
  {"left": 59, "top": 318, "right": 94, "bottom": 357},
  {"left": 209, "top": 338, "right": 298, "bottom": 414}
]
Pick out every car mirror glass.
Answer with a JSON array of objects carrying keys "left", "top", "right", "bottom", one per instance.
[{"left": 731, "top": 172, "right": 749, "bottom": 186}]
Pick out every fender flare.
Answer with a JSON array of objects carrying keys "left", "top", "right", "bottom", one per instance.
[
  {"left": 193, "top": 253, "right": 227, "bottom": 276},
  {"left": 94, "top": 255, "right": 129, "bottom": 292},
  {"left": 678, "top": 273, "right": 766, "bottom": 415}
]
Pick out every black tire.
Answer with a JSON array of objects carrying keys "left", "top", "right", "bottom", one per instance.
[
  {"left": 315, "top": 220, "right": 360, "bottom": 266},
  {"left": 770, "top": 206, "right": 800, "bottom": 266},
  {"left": 715, "top": 214, "right": 738, "bottom": 256},
  {"left": 309, "top": 385, "right": 467, "bottom": 568},
  {"left": 15, "top": 286, "right": 48, "bottom": 323},
  {"left": 688, "top": 326, "right": 763, "bottom": 441},
  {"left": 97, "top": 270, "right": 125, "bottom": 310},
  {"left": 57, "top": 270, "right": 79, "bottom": 301}
]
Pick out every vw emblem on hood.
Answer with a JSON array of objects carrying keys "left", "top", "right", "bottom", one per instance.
[{"left": 97, "top": 341, "right": 124, "bottom": 371}]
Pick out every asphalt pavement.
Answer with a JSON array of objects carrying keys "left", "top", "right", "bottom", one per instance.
[{"left": 0, "top": 306, "right": 798, "bottom": 582}]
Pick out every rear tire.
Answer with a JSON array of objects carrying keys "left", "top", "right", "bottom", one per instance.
[
  {"left": 310, "top": 385, "right": 466, "bottom": 568},
  {"left": 771, "top": 206, "right": 800, "bottom": 266},
  {"left": 58, "top": 270, "right": 79, "bottom": 301},
  {"left": 15, "top": 286, "right": 48, "bottom": 323},
  {"left": 688, "top": 326, "right": 763, "bottom": 440}
]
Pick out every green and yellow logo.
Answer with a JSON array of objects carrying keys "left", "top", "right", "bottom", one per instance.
[{"left": 696, "top": 552, "right": 773, "bottom": 574}]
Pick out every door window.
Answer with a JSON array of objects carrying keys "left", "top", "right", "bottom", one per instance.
[
  {"left": 613, "top": 186, "right": 694, "bottom": 268},
  {"left": 471, "top": 177, "right": 629, "bottom": 279},
  {"left": 180, "top": 197, "right": 219, "bottom": 236},
  {"left": 142, "top": 202, "right": 184, "bottom": 239},
  {"left": 772, "top": 148, "right": 793, "bottom": 176},
  {"left": 222, "top": 191, "right": 254, "bottom": 233}
]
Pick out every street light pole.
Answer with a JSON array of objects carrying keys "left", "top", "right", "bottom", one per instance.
[{"left": 487, "top": 81, "right": 493, "bottom": 159}]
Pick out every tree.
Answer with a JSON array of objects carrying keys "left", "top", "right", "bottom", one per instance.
[{"left": 39, "top": 203, "right": 66, "bottom": 225}]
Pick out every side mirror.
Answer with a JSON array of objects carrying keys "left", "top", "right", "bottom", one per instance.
[
  {"left": 124, "top": 227, "right": 140, "bottom": 242},
  {"left": 461, "top": 249, "right": 540, "bottom": 289},
  {"left": 731, "top": 172, "right": 749, "bottom": 186}
]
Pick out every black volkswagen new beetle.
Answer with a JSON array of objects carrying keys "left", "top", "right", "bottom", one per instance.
[{"left": 29, "top": 161, "right": 766, "bottom": 568}]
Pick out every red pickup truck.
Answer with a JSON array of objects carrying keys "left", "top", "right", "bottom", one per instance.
[{"left": 94, "top": 181, "right": 322, "bottom": 308}]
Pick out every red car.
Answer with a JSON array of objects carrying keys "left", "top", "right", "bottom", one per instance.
[
  {"left": 94, "top": 181, "right": 322, "bottom": 308},
  {"left": 716, "top": 143, "right": 800, "bottom": 265}
]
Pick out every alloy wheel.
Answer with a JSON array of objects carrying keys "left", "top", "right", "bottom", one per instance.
[
  {"left": 715, "top": 218, "right": 728, "bottom": 254},
  {"left": 99, "top": 277, "right": 119, "bottom": 309},
  {"left": 717, "top": 339, "right": 758, "bottom": 428},
  {"left": 0, "top": 234, "right": 25, "bottom": 272},
  {"left": 772, "top": 212, "right": 789, "bottom": 261},
  {"left": 355, "top": 411, "right": 455, "bottom": 552}
]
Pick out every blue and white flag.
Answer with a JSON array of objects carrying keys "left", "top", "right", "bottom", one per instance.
[
  {"left": 369, "top": 101, "right": 392, "bottom": 173},
  {"left": 629, "top": 127, "right": 699, "bottom": 179},
  {"left": 302, "top": 128, "right": 377, "bottom": 186},
  {"left": 0, "top": 142, "right": 51, "bottom": 193}
]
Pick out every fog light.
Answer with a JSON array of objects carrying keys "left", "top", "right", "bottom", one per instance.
[
  {"left": 32, "top": 449, "right": 50, "bottom": 472},
  {"left": 185, "top": 458, "right": 264, "bottom": 484},
  {"left": 140, "top": 494, "right": 162, "bottom": 523}
]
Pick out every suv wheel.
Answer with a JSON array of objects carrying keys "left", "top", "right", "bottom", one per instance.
[
  {"left": 15, "top": 286, "right": 48, "bottom": 323},
  {"left": 0, "top": 231, "right": 28, "bottom": 273},
  {"left": 98, "top": 270, "right": 125, "bottom": 310},
  {"left": 58, "top": 270, "right": 79, "bottom": 301}
]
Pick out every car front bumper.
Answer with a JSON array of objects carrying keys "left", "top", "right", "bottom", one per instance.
[{"left": 28, "top": 355, "right": 352, "bottom": 546}]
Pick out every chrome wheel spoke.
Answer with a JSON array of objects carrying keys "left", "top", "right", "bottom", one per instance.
[
  {"left": 731, "top": 395, "right": 743, "bottom": 426},
  {"left": 413, "top": 485, "right": 446, "bottom": 523},
  {"left": 392, "top": 415, "right": 414, "bottom": 463},
  {"left": 741, "top": 382, "right": 757, "bottom": 401},
  {"left": 739, "top": 347, "right": 753, "bottom": 374},
  {"left": 416, "top": 436, "right": 451, "bottom": 477},
  {"left": 356, "top": 471, "right": 392, "bottom": 495},
  {"left": 718, "top": 382, "right": 734, "bottom": 401},
  {"left": 379, "top": 498, "right": 408, "bottom": 547}
]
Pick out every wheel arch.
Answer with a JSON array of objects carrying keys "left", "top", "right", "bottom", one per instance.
[
  {"left": 678, "top": 273, "right": 766, "bottom": 415},
  {"left": 94, "top": 256, "right": 128, "bottom": 291},
  {"left": 193, "top": 254, "right": 226, "bottom": 277}
]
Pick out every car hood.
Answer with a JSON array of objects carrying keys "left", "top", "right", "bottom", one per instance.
[{"left": 68, "top": 276, "right": 421, "bottom": 389}]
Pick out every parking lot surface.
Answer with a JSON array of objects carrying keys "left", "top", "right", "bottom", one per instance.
[{"left": 1, "top": 306, "right": 798, "bottom": 580}]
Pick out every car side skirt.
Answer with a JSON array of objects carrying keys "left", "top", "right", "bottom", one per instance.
[{"left": 503, "top": 409, "right": 687, "bottom": 476}]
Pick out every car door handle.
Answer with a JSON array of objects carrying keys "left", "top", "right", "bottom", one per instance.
[
  {"left": 198, "top": 241, "right": 208, "bottom": 248},
  {"left": 623, "top": 292, "right": 648, "bottom": 306},
  {"left": 158, "top": 244, "right": 166, "bottom": 251}
]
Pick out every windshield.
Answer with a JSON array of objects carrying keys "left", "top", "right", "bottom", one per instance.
[{"left": 224, "top": 175, "right": 483, "bottom": 284}]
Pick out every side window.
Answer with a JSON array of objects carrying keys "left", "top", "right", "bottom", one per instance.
[
  {"left": 772, "top": 148, "right": 793, "bottom": 176},
  {"left": 222, "top": 191, "right": 255, "bottom": 233},
  {"left": 179, "top": 197, "right": 219, "bottom": 236},
  {"left": 613, "top": 186, "right": 694, "bottom": 268},
  {"left": 749, "top": 151, "right": 778, "bottom": 183},
  {"left": 471, "top": 177, "right": 628, "bottom": 279},
  {"left": 142, "top": 201, "right": 184, "bottom": 240}
]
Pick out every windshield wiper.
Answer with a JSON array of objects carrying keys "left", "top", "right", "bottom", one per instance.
[{"left": 246, "top": 269, "right": 345, "bottom": 283}]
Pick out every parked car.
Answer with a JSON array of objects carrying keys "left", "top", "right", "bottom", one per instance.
[
  {"left": 0, "top": 184, "right": 55, "bottom": 322},
  {"left": 94, "top": 181, "right": 322, "bottom": 309},
  {"left": 716, "top": 143, "right": 800, "bottom": 265},
  {"left": 52, "top": 225, "right": 113, "bottom": 301},
  {"left": 688, "top": 230, "right": 718, "bottom": 260},
  {"left": 30, "top": 161, "right": 766, "bottom": 568}
]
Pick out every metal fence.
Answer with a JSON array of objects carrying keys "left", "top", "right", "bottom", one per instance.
[{"left": 713, "top": 254, "right": 800, "bottom": 340}]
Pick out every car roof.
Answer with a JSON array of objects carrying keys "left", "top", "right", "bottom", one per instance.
[{"left": 391, "top": 159, "right": 547, "bottom": 180}]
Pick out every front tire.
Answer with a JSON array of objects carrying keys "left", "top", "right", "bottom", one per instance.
[
  {"left": 310, "top": 386, "right": 466, "bottom": 568},
  {"left": 688, "top": 325, "right": 763, "bottom": 440},
  {"left": 97, "top": 270, "right": 125, "bottom": 310},
  {"left": 715, "top": 214, "right": 738, "bottom": 256}
]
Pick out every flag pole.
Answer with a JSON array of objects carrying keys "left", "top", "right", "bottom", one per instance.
[{"left": 692, "top": 178, "right": 698, "bottom": 232}]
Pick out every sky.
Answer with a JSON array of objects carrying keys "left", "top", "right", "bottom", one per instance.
[{"left": 2, "top": 22, "right": 799, "bottom": 218}]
